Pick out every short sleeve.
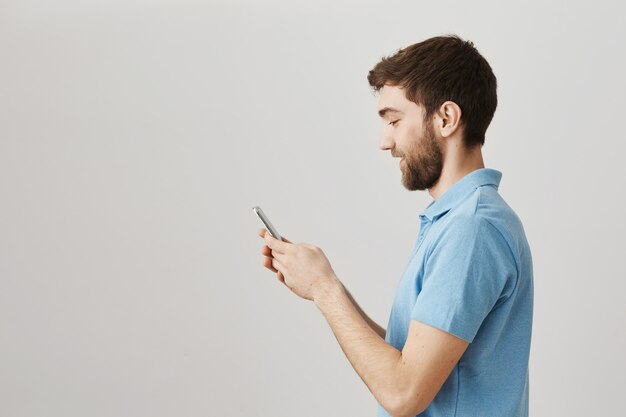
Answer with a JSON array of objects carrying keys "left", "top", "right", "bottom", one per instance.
[{"left": 411, "top": 216, "right": 517, "bottom": 343}]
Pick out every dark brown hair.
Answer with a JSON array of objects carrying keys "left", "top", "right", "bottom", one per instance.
[{"left": 367, "top": 34, "right": 497, "bottom": 148}]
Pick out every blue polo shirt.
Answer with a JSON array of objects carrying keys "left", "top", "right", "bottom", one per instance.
[{"left": 377, "top": 168, "right": 534, "bottom": 417}]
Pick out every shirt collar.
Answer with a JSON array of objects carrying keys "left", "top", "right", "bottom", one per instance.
[{"left": 419, "top": 168, "right": 502, "bottom": 222}]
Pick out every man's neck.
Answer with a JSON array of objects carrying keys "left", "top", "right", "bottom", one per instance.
[{"left": 428, "top": 145, "right": 485, "bottom": 200}]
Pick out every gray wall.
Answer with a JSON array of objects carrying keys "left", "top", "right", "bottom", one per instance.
[{"left": 1, "top": 1, "right": 624, "bottom": 416}]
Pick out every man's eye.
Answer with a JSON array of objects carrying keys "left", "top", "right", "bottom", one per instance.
[{"left": 388, "top": 120, "right": 399, "bottom": 126}]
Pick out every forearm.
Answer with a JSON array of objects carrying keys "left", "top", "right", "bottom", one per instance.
[
  {"left": 345, "top": 288, "right": 387, "bottom": 339},
  {"left": 313, "top": 274, "right": 405, "bottom": 414}
]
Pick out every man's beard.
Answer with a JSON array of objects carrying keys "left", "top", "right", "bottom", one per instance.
[{"left": 401, "top": 122, "right": 444, "bottom": 191}]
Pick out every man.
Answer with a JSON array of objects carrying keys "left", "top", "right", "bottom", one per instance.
[{"left": 258, "top": 34, "right": 533, "bottom": 417}]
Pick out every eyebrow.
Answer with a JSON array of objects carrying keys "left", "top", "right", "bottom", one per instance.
[{"left": 378, "top": 107, "right": 403, "bottom": 118}]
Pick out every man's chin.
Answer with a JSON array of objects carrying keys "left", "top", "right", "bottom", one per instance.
[
  {"left": 401, "top": 169, "right": 434, "bottom": 191},
  {"left": 401, "top": 176, "right": 427, "bottom": 191}
]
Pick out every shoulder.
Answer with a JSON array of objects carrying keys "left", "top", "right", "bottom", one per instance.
[
  {"left": 446, "top": 186, "right": 522, "bottom": 244},
  {"left": 435, "top": 209, "right": 502, "bottom": 246},
  {"left": 428, "top": 194, "right": 515, "bottom": 264}
]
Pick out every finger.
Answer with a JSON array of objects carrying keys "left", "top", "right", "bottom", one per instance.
[
  {"left": 262, "top": 245, "right": 272, "bottom": 257},
  {"left": 259, "top": 226, "right": 292, "bottom": 243},
  {"left": 264, "top": 231, "right": 288, "bottom": 254},
  {"left": 260, "top": 227, "right": 292, "bottom": 245},
  {"left": 271, "top": 257, "right": 284, "bottom": 273},
  {"left": 263, "top": 256, "right": 278, "bottom": 273},
  {"left": 270, "top": 249, "right": 287, "bottom": 264},
  {"left": 262, "top": 255, "right": 285, "bottom": 284}
]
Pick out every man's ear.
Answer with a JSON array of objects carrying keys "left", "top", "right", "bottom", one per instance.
[{"left": 435, "top": 101, "right": 463, "bottom": 138}]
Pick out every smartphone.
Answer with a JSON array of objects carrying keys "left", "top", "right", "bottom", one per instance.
[{"left": 252, "top": 206, "right": 282, "bottom": 240}]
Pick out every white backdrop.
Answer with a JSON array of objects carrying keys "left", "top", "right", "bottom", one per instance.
[{"left": 1, "top": 1, "right": 625, "bottom": 416}]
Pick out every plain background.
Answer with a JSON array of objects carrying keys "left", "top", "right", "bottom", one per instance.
[{"left": 1, "top": 0, "right": 625, "bottom": 416}]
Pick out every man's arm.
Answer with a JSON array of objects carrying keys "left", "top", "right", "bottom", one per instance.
[
  {"left": 258, "top": 229, "right": 467, "bottom": 415},
  {"left": 345, "top": 288, "right": 386, "bottom": 339},
  {"left": 314, "top": 275, "right": 469, "bottom": 417}
]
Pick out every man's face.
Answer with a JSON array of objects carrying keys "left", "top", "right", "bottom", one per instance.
[{"left": 378, "top": 85, "right": 444, "bottom": 191}]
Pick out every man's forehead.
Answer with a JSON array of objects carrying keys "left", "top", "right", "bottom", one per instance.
[{"left": 378, "top": 85, "right": 407, "bottom": 110}]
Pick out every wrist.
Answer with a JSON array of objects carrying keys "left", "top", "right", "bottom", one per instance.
[{"left": 313, "top": 273, "right": 345, "bottom": 310}]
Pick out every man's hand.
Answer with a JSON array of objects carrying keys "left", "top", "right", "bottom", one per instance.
[{"left": 257, "top": 228, "right": 338, "bottom": 301}]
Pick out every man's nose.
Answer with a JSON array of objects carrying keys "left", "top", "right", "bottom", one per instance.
[{"left": 379, "top": 129, "right": 394, "bottom": 151}]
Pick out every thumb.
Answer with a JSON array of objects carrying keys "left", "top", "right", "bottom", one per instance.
[{"left": 281, "top": 236, "right": 292, "bottom": 244}]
